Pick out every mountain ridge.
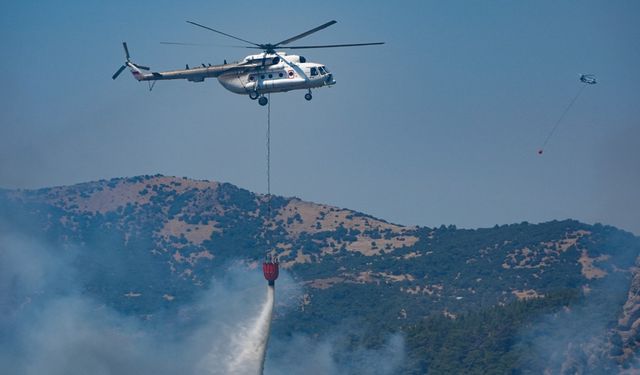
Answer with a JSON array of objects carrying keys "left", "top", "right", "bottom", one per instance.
[{"left": 1, "top": 174, "right": 639, "bottom": 373}]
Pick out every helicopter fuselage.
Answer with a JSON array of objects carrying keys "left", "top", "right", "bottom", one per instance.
[{"left": 218, "top": 54, "right": 335, "bottom": 95}]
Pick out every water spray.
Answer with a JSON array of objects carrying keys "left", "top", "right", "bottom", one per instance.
[
  {"left": 225, "top": 271, "right": 276, "bottom": 375},
  {"left": 258, "top": 257, "right": 279, "bottom": 374}
]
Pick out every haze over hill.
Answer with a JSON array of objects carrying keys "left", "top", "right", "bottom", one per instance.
[{"left": 1, "top": 175, "right": 639, "bottom": 374}]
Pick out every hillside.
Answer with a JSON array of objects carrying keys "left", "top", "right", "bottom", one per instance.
[{"left": 1, "top": 175, "right": 639, "bottom": 373}]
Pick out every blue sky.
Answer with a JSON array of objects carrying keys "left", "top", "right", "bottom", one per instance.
[{"left": 1, "top": 1, "right": 639, "bottom": 233}]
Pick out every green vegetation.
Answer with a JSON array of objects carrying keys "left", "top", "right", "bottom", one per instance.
[{"left": 402, "top": 290, "right": 578, "bottom": 374}]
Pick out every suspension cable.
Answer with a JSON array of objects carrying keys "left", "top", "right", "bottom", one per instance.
[
  {"left": 539, "top": 84, "right": 587, "bottom": 151},
  {"left": 267, "top": 94, "right": 271, "bottom": 201},
  {"left": 266, "top": 94, "right": 272, "bottom": 250}
]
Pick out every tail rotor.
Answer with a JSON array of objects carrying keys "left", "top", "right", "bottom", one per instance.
[{"left": 112, "top": 42, "right": 150, "bottom": 80}]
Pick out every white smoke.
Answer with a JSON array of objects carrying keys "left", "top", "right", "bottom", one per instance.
[
  {"left": 0, "top": 233, "right": 405, "bottom": 375},
  {"left": 265, "top": 332, "right": 406, "bottom": 375}
]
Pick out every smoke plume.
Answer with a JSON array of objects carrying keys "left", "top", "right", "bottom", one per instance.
[{"left": 0, "top": 232, "right": 405, "bottom": 375}]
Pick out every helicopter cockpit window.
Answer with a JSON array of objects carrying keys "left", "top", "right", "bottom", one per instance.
[
  {"left": 299, "top": 56, "right": 306, "bottom": 63},
  {"left": 323, "top": 66, "right": 330, "bottom": 73},
  {"left": 318, "top": 66, "right": 326, "bottom": 75},
  {"left": 310, "top": 67, "right": 318, "bottom": 76}
]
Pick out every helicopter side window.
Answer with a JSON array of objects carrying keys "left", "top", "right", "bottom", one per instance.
[
  {"left": 299, "top": 56, "right": 306, "bottom": 63},
  {"left": 279, "top": 72, "right": 284, "bottom": 78},
  {"left": 318, "top": 67, "right": 326, "bottom": 75},
  {"left": 310, "top": 67, "right": 318, "bottom": 76}
]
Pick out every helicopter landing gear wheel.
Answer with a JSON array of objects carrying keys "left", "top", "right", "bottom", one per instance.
[
  {"left": 258, "top": 96, "right": 268, "bottom": 106},
  {"left": 249, "top": 91, "right": 259, "bottom": 100},
  {"left": 304, "top": 91, "right": 312, "bottom": 101}
]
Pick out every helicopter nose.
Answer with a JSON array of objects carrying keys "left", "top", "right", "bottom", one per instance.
[{"left": 325, "top": 74, "right": 335, "bottom": 85}]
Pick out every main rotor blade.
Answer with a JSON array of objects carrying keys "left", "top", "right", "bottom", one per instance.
[
  {"left": 160, "top": 41, "right": 209, "bottom": 46},
  {"left": 160, "top": 41, "right": 249, "bottom": 48},
  {"left": 186, "top": 21, "right": 260, "bottom": 47},
  {"left": 273, "top": 51, "right": 308, "bottom": 80},
  {"left": 283, "top": 42, "right": 385, "bottom": 49},
  {"left": 275, "top": 20, "right": 337, "bottom": 46},
  {"left": 122, "top": 42, "right": 130, "bottom": 60},
  {"left": 112, "top": 65, "right": 127, "bottom": 80}
]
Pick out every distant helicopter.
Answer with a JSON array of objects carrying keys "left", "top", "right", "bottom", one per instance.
[
  {"left": 112, "top": 20, "right": 384, "bottom": 106},
  {"left": 579, "top": 74, "right": 597, "bottom": 85}
]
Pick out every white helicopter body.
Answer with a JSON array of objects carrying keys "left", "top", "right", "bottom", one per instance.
[
  {"left": 218, "top": 54, "right": 335, "bottom": 95},
  {"left": 114, "top": 20, "right": 380, "bottom": 105}
]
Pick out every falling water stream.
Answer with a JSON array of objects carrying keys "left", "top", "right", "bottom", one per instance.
[{"left": 227, "top": 285, "right": 275, "bottom": 375}]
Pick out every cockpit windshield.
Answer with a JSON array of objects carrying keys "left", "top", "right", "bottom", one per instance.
[{"left": 318, "top": 66, "right": 326, "bottom": 75}]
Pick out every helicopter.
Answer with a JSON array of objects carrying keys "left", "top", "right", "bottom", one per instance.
[
  {"left": 112, "top": 20, "right": 384, "bottom": 106},
  {"left": 579, "top": 74, "right": 597, "bottom": 85}
]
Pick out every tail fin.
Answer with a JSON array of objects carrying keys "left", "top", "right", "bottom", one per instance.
[{"left": 127, "top": 63, "right": 147, "bottom": 81}]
